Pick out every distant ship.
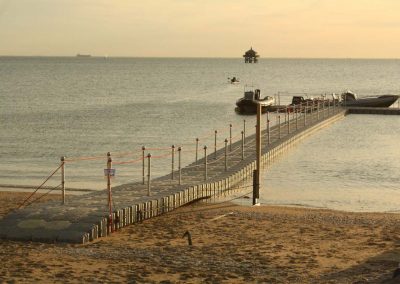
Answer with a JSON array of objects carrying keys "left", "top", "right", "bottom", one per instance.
[{"left": 76, "top": 54, "right": 91, "bottom": 58}]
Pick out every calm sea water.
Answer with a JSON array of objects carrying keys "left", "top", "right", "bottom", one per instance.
[
  {"left": 260, "top": 115, "right": 400, "bottom": 212},
  {"left": 1, "top": 57, "right": 399, "bottom": 211}
]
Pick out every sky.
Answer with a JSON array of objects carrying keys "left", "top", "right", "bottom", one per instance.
[{"left": 0, "top": 0, "right": 400, "bottom": 58}]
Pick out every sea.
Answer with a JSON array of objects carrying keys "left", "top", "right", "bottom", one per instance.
[{"left": 1, "top": 57, "right": 399, "bottom": 212}]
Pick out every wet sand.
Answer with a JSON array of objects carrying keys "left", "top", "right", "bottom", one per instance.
[{"left": 1, "top": 191, "right": 400, "bottom": 283}]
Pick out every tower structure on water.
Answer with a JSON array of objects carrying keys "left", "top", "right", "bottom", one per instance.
[{"left": 243, "top": 47, "right": 259, "bottom": 63}]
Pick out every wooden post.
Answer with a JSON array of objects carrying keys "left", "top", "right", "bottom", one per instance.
[
  {"left": 253, "top": 170, "right": 259, "bottom": 206},
  {"left": 284, "top": 107, "right": 287, "bottom": 124},
  {"left": 325, "top": 97, "right": 328, "bottom": 116},
  {"left": 224, "top": 138, "right": 228, "bottom": 171},
  {"left": 229, "top": 124, "right": 232, "bottom": 151},
  {"left": 178, "top": 147, "right": 182, "bottom": 185},
  {"left": 142, "top": 146, "right": 146, "bottom": 185},
  {"left": 326, "top": 97, "right": 328, "bottom": 116},
  {"left": 171, "top": 145, "right": 175, "bottom": 180},
  {"left": 241, "top": 131, "right": 244, "bottom": 160},
  {"left": 328, "top": 100, "right": 331, "bottom": 115},
  {"left": 278, "top": 115, "right": 281, "bottom": 139},
  {"left": 254, "top": 103, "right": 261, "bottom": 205},
  {"left": 304, "top": 103, "right": 307, "bottom": 126},
  {"left": 327, "top": 99, "right": 329, "bottom": 115},
  {"left": 287, "top": 109, "right": 290, "bottom": 134},
  {"left": 204, "top": 146, "right": 208, "bottom": 181},
  {"left": 296, "top": 109, "right": 298, "bottom": 130},
  {"left": 195, "top": 138, "right": 199, "bottom": 163},
  {"left": 307, "top": 101, "right": 309, "bottom": 124},
  {"left": 214, "top": 130, "right": 217, "bottom": 159},
  {"left": 266, "top": 112, "right": 270, "bottom": 145},
  {"left": 292, "top": 107, "right": 295, "bottom": 121},
  {"left": 61, "top": 156, "right": 65, "bottom": 205},
  {"left": 243, "top": 119, "right": 246, "bottom": 145},
  {"left": 325, "top": 98, "right": 328, "bottom": 116},
  {"left": 147, "top": 153, "right": 151, "bottom": 196},
  {"left": 317, "top": 101, "right": 320, "bottom": 120},
  {"left": 107, "top": 153, "right": 113, "bottom": 233}
]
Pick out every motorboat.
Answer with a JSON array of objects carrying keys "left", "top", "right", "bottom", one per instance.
[
  {"left": 341, "top": 91, "right": 399, "bottom": 108},
  {"left": 291, "top": 95, "right": 315, "bottom": 106},
  {"left": 228, "top": 77, "right": 240, "bottom": 84},
  {"left": 287, "top": 95, "right": 319, "bottom": 112},
  {"left": 235, "top": 89, "right": 275, "bottom": 114}
]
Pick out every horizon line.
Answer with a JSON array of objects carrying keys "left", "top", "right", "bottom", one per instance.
[{"left": 0, "top": 55, "right": 399, "bottom": 60}]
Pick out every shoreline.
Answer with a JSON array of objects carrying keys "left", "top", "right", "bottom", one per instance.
[
  {"left": 0, "top": 184, "right": 96, "bottom": 192},
  {"left": 2, "top": 185, "right": 400, "bottom": 214},
  {"left": 0, "top": 185, "right": 98, "bottom": 197},
  {"left": 1, "top": 191, "right": 400, "bottom": 282}
]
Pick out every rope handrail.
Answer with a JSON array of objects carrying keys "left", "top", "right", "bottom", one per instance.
[
  {"left": 56, "top": 104, "right": 331, "bottom": 186},
  {"left": 145, "top": 147, "right": 173, "bottom": 151},
  {"left": 65, "top": 147, "right": 173, "bottom": 163},
  {"left": 65, "top": 155, "right": 105, "bottom": 162},
  {"left": 178, "top": 142, "right": 201, "bottom": 147},
  {"left": 151, "top": 152, "right": 172, "bottom": 159},
  {"left": 17, "top": 164, "right": 63, "bottom": 209},
  {"left": 113, "top": 156, "right": 144, "bottom": 165},
  {"left": 182, "top": 142, "right": 246, "bottom": 171},
  {"left": 109, "top": 147, "right": 173, "bottom": 159},
  {"left": 111, "top": 151, "right": 139, "bottom": 158},
  {"left": 25, "top": 183, "right": 62, "bottom": 207},
  {"left": 179, "top": 147, "right": 201, "bottom": 154}
]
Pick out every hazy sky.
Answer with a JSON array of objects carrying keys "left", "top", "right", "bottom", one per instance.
[{"left": 1, "top": 0, "right": 399, "bottom": 58}]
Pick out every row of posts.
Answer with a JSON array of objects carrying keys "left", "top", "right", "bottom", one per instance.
[
  {"left": 56, "top": 98, "right": 339, "bottom": 233},
  {"left": 58, "top": 98, "right": 340, "bottom": 205}
]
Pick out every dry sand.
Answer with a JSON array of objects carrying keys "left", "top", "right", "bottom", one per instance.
[{"left": 1, "top": 191, "right": 400, "bottom": 283}]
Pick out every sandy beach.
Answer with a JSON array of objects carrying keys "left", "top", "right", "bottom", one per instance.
[{"left": 1, "top": 191, "right": 400, "bottom": 283}]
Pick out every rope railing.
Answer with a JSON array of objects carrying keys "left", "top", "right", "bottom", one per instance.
[
  {"left": 181, "top": 139, "right": 245, "bottom": 170},
  {"left": 65, "top": 155, "right": 105, "bottom": 162},
  {"left": 150, "top": 152, "right": 173, "bottom": 159},
  {"left": 23, "top": 102, "right": 341, "bottom": 209},
  {"left": 181, "top": 130, "right": 260, "bottom": 172},
  {"left": 2, "top": 100, "right": 348, "bottom": 249},
  {"left": 25, "top": 183, "right": 62, "bottom": 207},
  {"left": 113, "top": 156, "right": 144, "bottom": 165},
  {"left": 110, "top": 151, "right": 140, "bottom": 159},
  {"left": 144, "top": 147, "right": 172, "bottom": 151},
  {"left": 17, "top": 164, "right": 63, "bottom": 209}
]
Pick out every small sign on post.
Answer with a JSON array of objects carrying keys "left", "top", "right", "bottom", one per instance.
[{"left": 104, "top": 168, "right": 116, "bottom": 177}]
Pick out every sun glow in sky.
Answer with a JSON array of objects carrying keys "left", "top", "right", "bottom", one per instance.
[{"left": 1, "top": 0, "right": 400, "bottom": 58}]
